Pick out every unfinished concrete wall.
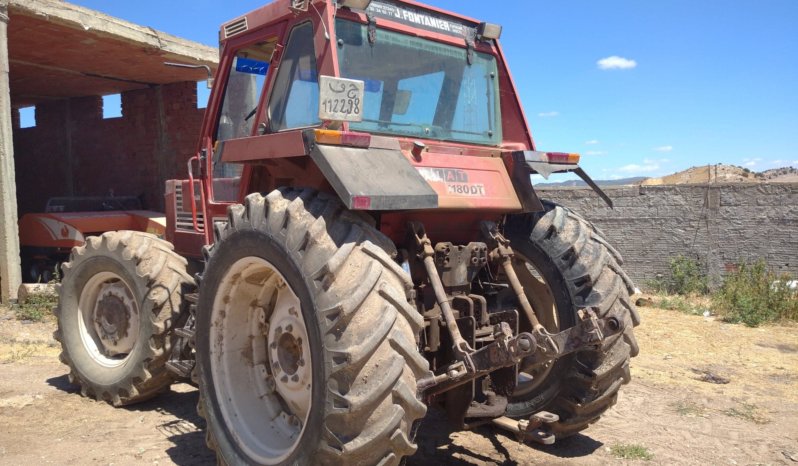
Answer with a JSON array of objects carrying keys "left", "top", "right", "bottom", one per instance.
[
  {"left": 0, "top": 1, "right": 21, "bottom": 302},
  {"left": 12, "top": 81, "right": 204, "bottom": 215},
  {"left": 537, "top": 183, "right": 798, "bottom": 288}
]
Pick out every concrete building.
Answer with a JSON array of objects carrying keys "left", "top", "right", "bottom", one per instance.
[{"left": 0, "top": 0, "right": 218, "bottom": 302}]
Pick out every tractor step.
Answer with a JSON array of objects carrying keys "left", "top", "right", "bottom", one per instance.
[
  {"left": 165, "top": 360, "right": 194, "bottom": 379},
  {"left": 167, "top": 297, "right": 197, "bottom": 382},
  {"left": 174, "top": 327, "right": 195, "bottom": 340}
]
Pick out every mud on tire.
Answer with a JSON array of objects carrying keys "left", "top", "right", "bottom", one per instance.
[
  {"left": 196, "top": 188, "right": 429, "bottom": 466},
  {"left": 54, "top": 231, "right": 193, "bottom": 406},
  {"left": 504, "top": 201, "right": 641, "bottom": 437}
]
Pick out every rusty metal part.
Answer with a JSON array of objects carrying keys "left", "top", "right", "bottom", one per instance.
[
  {"left": 469, "top": 293, "right": 489, "bottom": 327},
  {"left": 411, "top": 222, "right": 474, "bottom": 368},
  {"left": 426, "top": 322, "right": 536, "bottom": 396},
  {"left": 464, "top": 391, "right": 508, "bottom": 419},
  {"left": 492, "top": 411, "right": 560, "bottom": 445},
  {"left": 481, "top": 221, "right": 545, "bottom": 333},
  {"left": 521, "top": 308, "right": 623, "bottom": 373},
  {"left": 434, "top": 242, "right": 488, "bottom": 292}
]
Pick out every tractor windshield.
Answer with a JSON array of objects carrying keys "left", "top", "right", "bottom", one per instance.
[{"left": 335, "top": 18, "right": 501, "bottom": 146}]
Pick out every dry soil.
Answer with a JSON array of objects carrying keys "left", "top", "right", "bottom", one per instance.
[{"left": 1, "top": 302, "right": 797, "bottom": 465}]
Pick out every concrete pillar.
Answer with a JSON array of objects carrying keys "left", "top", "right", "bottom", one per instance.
[{"left": 0, "top": 1, "right": 21, "bottom": 303}]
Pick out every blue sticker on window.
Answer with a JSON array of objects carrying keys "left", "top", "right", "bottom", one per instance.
[
  {"left": 353, "top": 78, "right": 382, "bottom": 93},
  {"left": 298, "top": 67, "right": 318, "bottom": 83},
  {"left": 235, "top": 57, "right": 269, "bottom": 76}
]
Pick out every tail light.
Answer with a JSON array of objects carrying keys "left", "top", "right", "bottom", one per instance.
[
  {"left": 545, "top": 152, "right": 581, "bottom": 164},
  {"left": 518, "top": 151, "right": 581, "bottom": 165}
]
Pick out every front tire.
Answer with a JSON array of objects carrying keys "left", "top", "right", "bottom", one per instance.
[
  {"left": 54, "top": 231, "right": 192, "bottom": 406},
  {"left": 504, "top": 202, "right": 641, "bottom": 437},
  {"left": 196, "top": 189, "right": 429, "bottom": 465}
]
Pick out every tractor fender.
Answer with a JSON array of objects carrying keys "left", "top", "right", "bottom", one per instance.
[{"left": 308, "top": 142, "right": 439, "bottom": 211}]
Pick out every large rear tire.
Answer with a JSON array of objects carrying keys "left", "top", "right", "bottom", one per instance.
[
  {"left": 196, "top": 188, "right": 429, "bottom": 466},
  {"left": 54, "top": 231, "right": 192, "bottom": 406},
  {"left": 504, "top": 201, "right": 640, "bottom": 437}
]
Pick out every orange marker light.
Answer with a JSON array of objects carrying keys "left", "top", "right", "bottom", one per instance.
[{"left": 314, "top": 129, "right": 371, "bottom": 148}]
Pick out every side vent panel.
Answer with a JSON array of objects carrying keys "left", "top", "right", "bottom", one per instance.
[
  {"left": 175, "top": 183, "right": 205, "bottom": 231},
  {"left": 224, "top": 17, "right": 248, "bottom": 39}
]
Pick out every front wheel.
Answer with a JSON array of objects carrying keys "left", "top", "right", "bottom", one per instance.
[
  {"left": 196, "top": 189, "right": 429, "bottom": 465},
  {"left": 504, "top": 201, "right": 641, "bottom": 437},
  {"left": 54, "top": 231, "right": 192, "bottom": 406}
]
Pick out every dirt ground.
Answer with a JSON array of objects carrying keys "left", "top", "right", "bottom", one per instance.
[{"left": 1, "top": 301, "right": 797, "bottom": 465}]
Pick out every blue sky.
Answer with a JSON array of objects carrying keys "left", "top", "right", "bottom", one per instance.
[{"left": 25, "top": 0, "right": 798, "bottom": 179}]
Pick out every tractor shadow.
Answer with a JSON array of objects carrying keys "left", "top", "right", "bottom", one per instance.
[
  {"left": 47, "top": 375, "right": 214, "bottom": 466},
  {"left": 409, "top": 409, "right": 603, "bottom": 465},
  {"left": 46, "top": 374, "right": 601, "bottom": 464},
  {"left": 125, "top": 384, "right": 215, "bottom": 466}
]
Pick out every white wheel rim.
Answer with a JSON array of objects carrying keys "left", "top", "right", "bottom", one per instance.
[
  {"left": 77, "top": 271, "right": 140, "bottom": 367},
  {"left": 209, "top": 257, "right": 312, "bottom": 464}
]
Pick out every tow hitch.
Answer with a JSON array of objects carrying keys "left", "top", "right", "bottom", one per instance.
[{"left": 492, "top": 411, "right": 561, "bottom": 445}]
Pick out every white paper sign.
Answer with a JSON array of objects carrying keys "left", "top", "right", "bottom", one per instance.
[{"left": 318, "top": 76, "right": 365, "bottom": 122}]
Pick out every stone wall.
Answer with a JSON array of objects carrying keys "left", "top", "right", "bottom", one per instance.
[
  {"left": 12, "top": 81, "right": 204, "bottom": 215},
  {"left": 537, "top": 183, "right": 798, "bottom": 288}
]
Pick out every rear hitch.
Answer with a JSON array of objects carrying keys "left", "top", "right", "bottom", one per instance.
[
  {"left": 492, "top": 411, "right": 560, "bottom": 445},
  {"left": 413, "top": 221, "right": 624, "bottom": 395}
]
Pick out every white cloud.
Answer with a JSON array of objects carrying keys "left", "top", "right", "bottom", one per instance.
[
  {"left": 743, "top": 157, "right": 762, "bottom": 167},
  {"left": 537, "top": 111, "right": 559, "bottom": 118},
  {"left": 597, "top": 56, "right": 637, "bottom": 70},
  {"left": 644, "top": 157, "right": 670, "bottom": 164},
  {"left": 617, "top": 162, "right": 660, "bottom": 174},
  {"left": 585, "top": 150, "right": 606, "bottom": 156},
  {"left": 585, "top": 139, "right": 600, "bottom": 145},
  {"left": 653, "top": 145, "right": 673, "bottom": 153}
]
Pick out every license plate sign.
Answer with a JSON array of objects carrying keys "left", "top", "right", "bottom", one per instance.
[{"left": 319, "top": 76, "right": 364, "bottom": 122}]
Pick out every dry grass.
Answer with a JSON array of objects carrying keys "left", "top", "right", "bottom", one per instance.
[{"left": 609, "top": 443, "right": 653, "bottom": 461}]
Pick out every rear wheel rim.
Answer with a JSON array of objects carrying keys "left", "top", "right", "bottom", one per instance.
[{"left": 209, "top": 257, "right": 312, "bottom": 465}]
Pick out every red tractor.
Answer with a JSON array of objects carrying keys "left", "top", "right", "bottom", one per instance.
[{"left": 53, "top": 1, "right": 640, "bottom": 464}]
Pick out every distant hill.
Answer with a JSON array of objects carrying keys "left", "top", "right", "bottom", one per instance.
[
  {"left": 536, "top": 165, "right": 798, "bottom": 188},
  {"left": 537, "top": 177, "right": 648, "bottom": 188},
  {"left": 760, "top": 166, "right": 798, "bottom": 182},
  {"left": 643, "top": 164, "right": 798, "bottom": 185}
]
